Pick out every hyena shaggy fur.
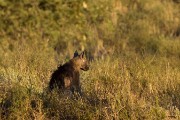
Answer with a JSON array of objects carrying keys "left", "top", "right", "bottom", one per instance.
[{"left": 49, "top": 51, "right": 89, "bottom": 95}]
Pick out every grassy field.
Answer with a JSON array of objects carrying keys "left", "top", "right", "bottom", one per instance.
[{"left": 0, "top": 0, "right": 180, "bottom": 119}]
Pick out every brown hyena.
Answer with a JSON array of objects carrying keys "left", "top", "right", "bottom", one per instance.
[{"left": 49, "top": 51, "right": 89, "bottom": 95}]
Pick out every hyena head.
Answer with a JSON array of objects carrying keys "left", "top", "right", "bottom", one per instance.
[{"left": 72, "top": 51, "right": 89, "bottom": 71}]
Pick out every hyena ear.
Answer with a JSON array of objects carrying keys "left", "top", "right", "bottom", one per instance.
[
  {"left": 79, "top": 51, "right": 85, "bottom": 59},
  {"left": 73, "top": 50, "right": 79, "bottom": 58}
]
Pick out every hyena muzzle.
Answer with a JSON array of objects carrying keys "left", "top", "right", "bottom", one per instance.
[{"left": 49, "top": 51, "right": 89, "bottom": 95}]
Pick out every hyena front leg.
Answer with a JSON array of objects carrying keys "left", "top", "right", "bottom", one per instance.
[
  {"left": 71, "top": 85, "right": 83, "bottom": 96},
  {"left": 77, "top": 85, "right": 83, "bottom": 96}
]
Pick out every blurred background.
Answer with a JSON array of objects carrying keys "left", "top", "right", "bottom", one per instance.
[{"left": 0, "top": 0, "right": 180, "bottom": 60}]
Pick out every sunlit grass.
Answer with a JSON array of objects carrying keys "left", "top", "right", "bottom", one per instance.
[{"left": 1, "top": 54, "right": 180, "bottom": 119}]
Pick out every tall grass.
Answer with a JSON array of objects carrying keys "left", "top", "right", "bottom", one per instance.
[{"left": 1, "top": 55, "right": 180, "bottom": 119}]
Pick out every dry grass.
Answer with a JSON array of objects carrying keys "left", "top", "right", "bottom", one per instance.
[{"left": 0, "top": 53, "right": 180, "bottom": 119}]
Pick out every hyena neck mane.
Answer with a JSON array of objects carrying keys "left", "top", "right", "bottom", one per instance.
[{"left": 56, "top": 59, "right": 80, "bottom": 72}]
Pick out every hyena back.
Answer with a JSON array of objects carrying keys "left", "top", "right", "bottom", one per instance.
[{"left": 49, "top": 51, "right": 89, "bottom": 95}]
